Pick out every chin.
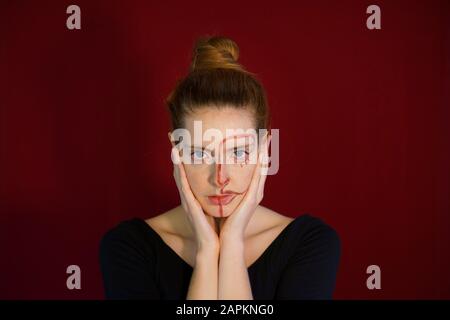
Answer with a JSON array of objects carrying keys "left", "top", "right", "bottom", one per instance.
[{"left": 203, "top": 204, "right": 235, "bottom": 218}]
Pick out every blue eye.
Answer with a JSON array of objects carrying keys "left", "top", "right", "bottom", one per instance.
[
  {"left": 234, "top": 149, "right": 248, "bottom": 159},
  {"left": 191, "top": 150, "right": 205, "bottom": 160}
]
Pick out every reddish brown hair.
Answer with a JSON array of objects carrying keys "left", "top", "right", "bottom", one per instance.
[{"left": 166, "top": 36, "right": 270, "bottom": 131}]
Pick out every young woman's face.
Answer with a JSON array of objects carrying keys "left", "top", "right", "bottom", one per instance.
[{"left": 179, "top": 106, "right": 259, "bottom": 218}]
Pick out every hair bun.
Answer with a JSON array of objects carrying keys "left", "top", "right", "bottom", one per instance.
[{"left": 190, "top": 35, "right": 246, "bottom": 73}]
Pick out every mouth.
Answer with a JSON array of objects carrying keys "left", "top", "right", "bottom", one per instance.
[{"left": 207, "top": 194, "right": 237, "bottom": 206}]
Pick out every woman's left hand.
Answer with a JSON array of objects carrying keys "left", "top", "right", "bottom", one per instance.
[{"left": 219, "top": 133, "right": 272, "bottom": 243}]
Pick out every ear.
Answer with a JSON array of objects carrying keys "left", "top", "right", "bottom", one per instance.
[
  {"left": 263, "top": 132, "right": 270, "bottom": 147},
  {"left": 168, "top": 131, "right": 175, "bottom": 147}
]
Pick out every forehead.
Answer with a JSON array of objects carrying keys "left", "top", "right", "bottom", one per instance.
[{"left": 183, "top": 106, "right": 255, "bottom": 135}]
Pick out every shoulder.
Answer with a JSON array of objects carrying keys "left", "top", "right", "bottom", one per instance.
[
  {"left": 145, "top": 207, "right": 186, "bottom": 233},
  {"left": 288, "top": 213, "right": 341, "bottom": 262},
  {"left": 252, "top": 206, "right": 295, "bottom": 236},
  {"left": 274, "top": 214, "right": 341, "bottom": 299},
  {"left": 257, "top": 206, "right": 340, "bottom": 256},
  {"left": 99, "top": 218, "right": 162, "bottom": 299},
  {"left": 100, "top": 218, "right": 146, "bottom": 245},
  {"left": 99, "top": 218, "right": 155, "bottom": 263},
  {"left": 258, "top": 207, "right": 340, "bottom": 247}
]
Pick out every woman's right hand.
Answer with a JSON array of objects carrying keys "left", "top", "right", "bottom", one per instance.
[{"left": 171, "top": 145, "right": 220, "bottom": 255}]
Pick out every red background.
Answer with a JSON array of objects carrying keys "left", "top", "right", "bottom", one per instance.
[{"left": 0, "top": 0, "right": 449, "bottom": 299}]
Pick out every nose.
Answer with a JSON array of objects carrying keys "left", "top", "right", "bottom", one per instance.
[{"left": 214, "top": 163, "right": 230, "bottom": 188}]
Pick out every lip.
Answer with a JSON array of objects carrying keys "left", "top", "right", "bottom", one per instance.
[
  {"left": 220, "top": 190, "right": 240, "bottom": 195},
  {"left": 207, "top": 194, "right": 237, "bottom": 206}
]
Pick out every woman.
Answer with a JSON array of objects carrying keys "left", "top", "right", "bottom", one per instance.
[{"left": 99, "top": 35, "right": 341, "bottom": 300}]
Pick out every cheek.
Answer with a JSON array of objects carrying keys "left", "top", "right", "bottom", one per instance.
[
  {"left": 183, "top": 163, "right": 256, "bottom": 195},
  {"left": 228, "top": 164, "right": 255, "bottom": 190},
  {"left": 183, "top": 165, "right": 208, "bottom": 196}
]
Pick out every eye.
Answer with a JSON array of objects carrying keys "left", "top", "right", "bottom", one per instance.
[
  {"left": 191, "top": 150, "right": 205, "bottom": 160},
  {"left": 233, "top": 148, "right": 249, "bottom": 160}
]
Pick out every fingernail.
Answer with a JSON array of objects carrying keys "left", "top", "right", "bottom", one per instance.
[{"left": 171, "top": 147, "right": 181, "bottom": 164}]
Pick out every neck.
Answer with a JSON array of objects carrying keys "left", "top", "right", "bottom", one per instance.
[
  {"left": 179, "top": 206, "right": 225, "bottom": 237},
  {"left": 213, "top": 216, "right": 226, "bottom": 235}
]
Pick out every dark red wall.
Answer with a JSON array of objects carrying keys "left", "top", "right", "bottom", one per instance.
[{"left": 1, "top": 0, "right": 449, "bottom": 299}]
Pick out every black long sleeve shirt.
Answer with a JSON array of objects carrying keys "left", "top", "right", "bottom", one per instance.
[{"left": 99, "top": 213, "right": 341, "bottom": 299}]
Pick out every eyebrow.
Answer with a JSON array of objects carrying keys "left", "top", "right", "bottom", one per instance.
[
  {"left": 189, "top": 142, "right": 254, "bottom": 152},
  {"left": 189, "top": 134, "right": 256, "bottom": 149}
]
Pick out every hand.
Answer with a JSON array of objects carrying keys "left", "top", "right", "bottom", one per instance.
[
  {"left": 170, "top": 137, "right": 220, "bottom": 253},
  {"left": 219, "top": 133, "right": 272, "bottom": 243}
]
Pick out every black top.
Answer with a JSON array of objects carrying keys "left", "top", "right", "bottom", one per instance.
[{"left": 99, "top": 213, "right": 341, "bottom": 300}]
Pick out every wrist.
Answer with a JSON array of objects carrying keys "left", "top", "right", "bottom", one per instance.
[
  {"left": 196, "top": 244, "right": 219, "bottom": 261},
  {"left": 219, "top": 236, "right": 245, "bottom": 252}
]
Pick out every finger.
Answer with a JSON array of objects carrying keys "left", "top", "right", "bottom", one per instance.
[
  {"left": 257, "top": 165, "right": 268, "bottom": 201},
  {"left": 173, "top": 162, "right": 189, "bottom": 210},
  {"left": 169, "top": 140, "right": 207, "bottom": 228},
  {"left": 239, "top": 141, "right": 263, "bottom": 204},
  {"left": 171, "top": 146, "right": 195, "bottom": 210},
  {"left": 250, "top": 133, "right": 271, "bottom": 196},
  {"left": 173, "top": 149, "right": 203, "bottom": 212},
  {"left": 171, "top": 143, "right": 181, "bottom": 165},
  {"left": 261, "top": 133, "right": 271, "bottom": 174},
  {"left": 230, "top": 153, "right": 262, "bottom": 225},
  {"left": 256, "top": 133, "right": 272, "bottom": 198},
  {"left": 171, "top": 147, "right": 191, "bottom": 197}
]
